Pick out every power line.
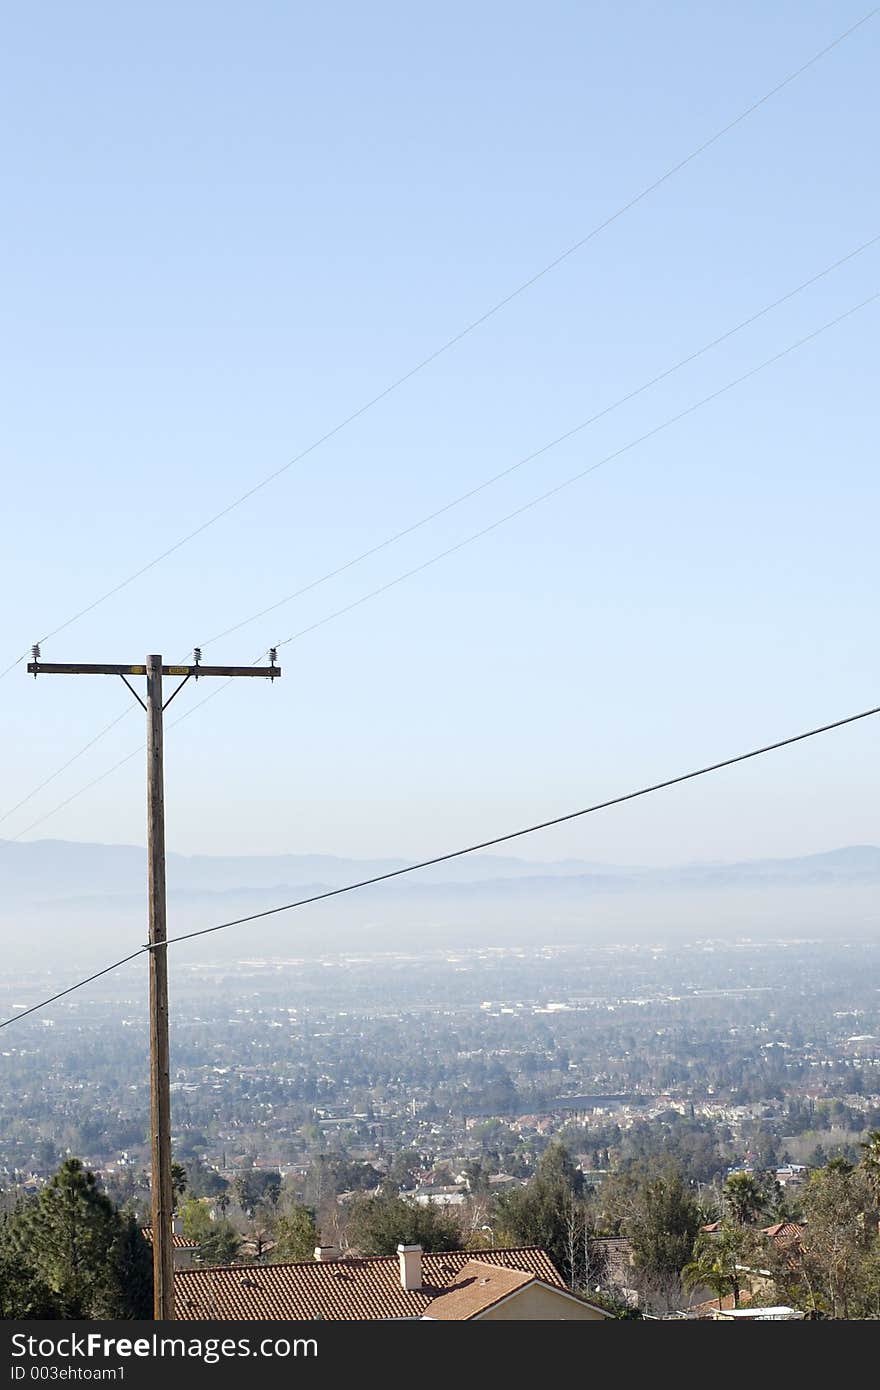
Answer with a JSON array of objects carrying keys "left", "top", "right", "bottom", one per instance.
[
  {"left": 8, "top": 234, "right": 874, "bottom": 836},
  {"left": 1, "top": 5, "right": 874, "bottom": 684},
  {"left": 3, "top": 695, "right": 878, "bottom": 1030},
  {"left": 0, "top": 951, "right": 147, "bottom": 1028},
  {"left": 0, "top": 707, "right": 134, "bottom": 829},
  {"left": 161, "top": 700, "right": 880, "bottom": 947},
  {"left": 7, "top": 288, "right": 876, "bottom": 841},
  {"left": 199, "top": 233, "right": 880, "bottom": 651},
  {"left": 10, "top": 743, "right": 145, "bottom": 841},
  {"left": 9, "top": 677, "right": 231, "bottom": 842},
  {"left": 270, "top": 291, "right": 877, "bottom": 649}
]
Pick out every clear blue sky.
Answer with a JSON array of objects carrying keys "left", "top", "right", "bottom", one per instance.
[{"left": 1, "top": 1, "right": 878, "bottom": 866}]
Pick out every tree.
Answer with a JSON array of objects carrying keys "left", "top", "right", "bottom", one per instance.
[
  {"left": 198, "top": 1222, "right": 242, "bottom": 1266},
  {"left": 723, "top": 1172, "right": 765, "bottom": 1226},
  {"left": 763, "top": 1161, "right": 878, "bottom": 1319},
  {"left": 179, "top": 1196, "right": 241, "bottom": 1266},
  {"left": 682, "top": 1242, "right": 733, "bottom": 1312},
  {"left": 184, "top": 1160, "right": 229, "bottom": 1201},
  {"left": 272, "top": 1204, "right": 319, "bottom": 1263},
  {"left": 179, "top": 1196, "right": 214, "bottom": 1244},
  {"left": 386, "top": 1150, "right": 422, "bottom": 1193},
  {"left": 682, "top": 1224, "right": 749, "bottom": 1311},
  {"left": 4, "top": 1159, "right": 152, "bottom": 1318},
  {"left": 35, "top": 1140, "right": 58, "bottom": 1173},
  {"left": 103, "top": 1167, "right": 150, "bottom": 1219},
  {"left": 303, "top": 1156, "right": 383, "bottom": 1207},
  {"left": 626, "top": 1169, "right": 701, "bottom": 1312},
  {"left": 232, "top": 1170, "right": 281, "bottom": 1216},
  {"left": 460, "top": 1160, "right": 491, "bottom": 1199},
  {"left": 246, "top": 1198, "right": 279, "bottom": 1262},
  {"left": 859, "top": 1130, "right": 880, "bottom": 1208},
  {"left": 97, "top": 1214, "right": 154, "bottom": 1319},
  {"left": 535, "top": 1141, "right": 585, "bottom": 1196},
  {"left": 171, "top": 1162, "right": 188, "bottom": 1205},
  {"left": 346, "top": 1194, "right": 462, "bottom": 1256},
  {"left": 494, "top": 1146, "right": 590, "bottom": 1284},
  {"left": 0, "top": 1224, "right": 62, "bottom": 1319}
]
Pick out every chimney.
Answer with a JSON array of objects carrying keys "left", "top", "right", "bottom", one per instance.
[
  {"left": 314, "top": 1246, "right": 341, "bottom": 1262},
  {"left": 172, "top": 1216, "right": 182, "bottom": 1236},
  {"left": 397, "top": 1244, "right": 422, "bottom": 1290}
]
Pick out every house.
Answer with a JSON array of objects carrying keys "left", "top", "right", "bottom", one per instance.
[
  {"left": 690, "top": 1221, "right": 808, "bottom": 1308},
  {"left": 487, "top": 1173, "right": 520, "bottom": 1192},
  {"left": 775, "top": 1164, "right": 807, "bottom": 1187},
  {"left": 760, "top": 1221, "right": 805, "bottom": 1248},
  {"left": 141, "top": 1220, "right": 200, "bottom": 1270},
  {"left": 589, "top": 1236, "right": 639, "bottom": 1306},
  {"left": 174, "top": 1244, "right": 611, "bottom": 1321},
  {"left": 683, "top": 1292, "right": 751, "bottom": 1319},
  {"left": 420, "top": 1259, "right": 608, "bottom": 1320},
  {"left": 404, "top": 1185, "right": 467, "bottom": 1207}
]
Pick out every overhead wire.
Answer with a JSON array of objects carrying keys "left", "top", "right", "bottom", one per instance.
[
  {"left": 9, "top": 677, "right": 235, "bottom": 842},
  {"left": 265, "top": 290, "right": 876, "bottom": 650},
  {"left": 160, "top": 699, "right": 880, "bottom": 948},
  {"left": 200, "top": 233, "right": 880, "bottom": 650},
  {"left": 0, "top": 708, "right": 134, "bottom": 830},
  {"left": 0, "top": 4, "right": 875, "bottom": 684},
  {"left": 0, "top": 951, "right": 149, "bottom": 1028},
  {"left": 5, "top": 235, "right": 878, "bottom": 834},
  {"left": 7, "top": 288, "right": 878, "bottom": 841},
  {"left": 2, "top": 695, "right": 879, "bottom": 1029}
]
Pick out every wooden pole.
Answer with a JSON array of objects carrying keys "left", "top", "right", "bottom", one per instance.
[
  {"left": 26, "top": 648, "right": 281, "bottom": 1319},
  {"left": 146, "top": 654, "right": 175, "bottom": 1320}
]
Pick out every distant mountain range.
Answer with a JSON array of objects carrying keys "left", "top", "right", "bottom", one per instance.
[
  {"left": 3, "top": 836, "right": 880, "bottom": 902},
  {"left": 1, "top": 839, "right": 878, "bottom": 964}
]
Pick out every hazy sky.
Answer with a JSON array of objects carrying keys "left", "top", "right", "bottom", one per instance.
[{"left": 1, "top": 2, "right": 878, "bottom": 866}]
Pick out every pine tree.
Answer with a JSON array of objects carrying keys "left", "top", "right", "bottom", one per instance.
[
  {"left": 101, "top": 1213, "right": 153, "bottom": 1319},
  {"left": 6, "top": 1158, "right": 152, "bottom": 1318},
  {"left": 0, "top": 1227, "right": 62, "bottom": 1319}
]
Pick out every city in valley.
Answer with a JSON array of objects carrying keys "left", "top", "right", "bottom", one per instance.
[{"left": 3, "top": 935, "right": 879, "bottom": 1318}]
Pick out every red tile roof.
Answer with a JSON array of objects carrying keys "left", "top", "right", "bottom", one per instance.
[
  {"left": 175, "top": 1246, "right": 565, "bottom": 1321},
  {"left": 686, "top": 1291, "right": 754, "bottom": 1319},
  {"left": 422, "top": 1261, "right": 534, "bottom": 1320},
  {"left": 141, "top": 1226, "right": 200, "bottom": 1250},
  {"left": 760, "top": 1222, "right": 805, "bottom": 1246}
]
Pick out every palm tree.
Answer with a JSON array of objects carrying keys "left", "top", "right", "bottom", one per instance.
[
  {"left": 723, "top": 1172, "right": 765, "bottom": 1227},
  {"left": 682, "top": 1233, "right": 736, "bottom": 1312}
]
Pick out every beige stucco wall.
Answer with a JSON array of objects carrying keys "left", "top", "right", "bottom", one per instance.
[{"left": 478, "top": 1283, "right": 606, "bottom": 1320}]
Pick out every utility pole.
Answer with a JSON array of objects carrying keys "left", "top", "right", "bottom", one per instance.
[
  {"left": 146, "top": 654, "right": 173, "bottom": 1320},
  {"left": 27, "top": 647, "right": 281, "bottom": 1320}
]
